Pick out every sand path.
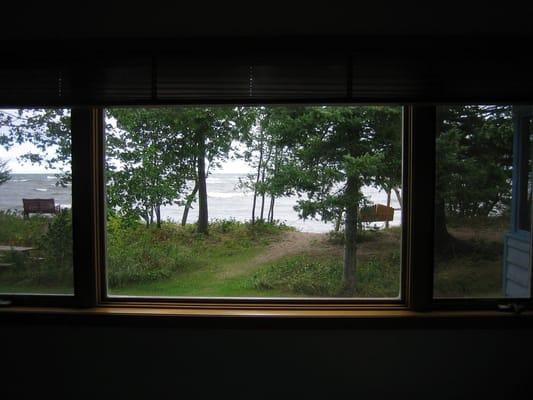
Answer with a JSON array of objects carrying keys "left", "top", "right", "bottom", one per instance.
[{"left": 217, "top": 231, "right": 335, "bottom": 279}]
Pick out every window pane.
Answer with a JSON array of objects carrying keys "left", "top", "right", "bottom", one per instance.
[
  {"left": 104, "top": 106, "right": 403, "bottom": 298},
  {"left": 0, "top": 108, "right": 73, "bottom": 295},
  {"left": 434, "top": 105, "right": 531, "bottom": 298}
]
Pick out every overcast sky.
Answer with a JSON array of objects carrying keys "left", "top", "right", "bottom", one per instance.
[{"left": 0, "top": 141, "right": 253, "bottom": 174}]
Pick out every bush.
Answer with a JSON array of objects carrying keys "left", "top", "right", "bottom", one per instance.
[
  {"left": 0, "top": 210, "right": 73, "bottom": 287},
  {"left": 0, "top": 210, "right": 49, "bottom": 246},
  {"left": 250, "top": 256, "right": 343, "bottom": 297},
  {"left": 250, "top": 250, "right": 401, "bottom": 298},
  {"left": 106, "top": 217, "right": 194, "bottom": 288},
  {"left": 39, "top": 209, "right": 73, "bottom": 270},
  {"left": 100, "top": 216, "right": 293, "bottom": 289},
  {"left": 326, "top": 228, "right": 382, "bottom": 245}
]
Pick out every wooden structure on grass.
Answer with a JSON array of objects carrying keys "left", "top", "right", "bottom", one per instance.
[{"left": 359, "top": 203, "right": 395, "bottom": 223}]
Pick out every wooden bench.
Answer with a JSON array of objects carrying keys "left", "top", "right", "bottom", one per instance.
[
  {"left": 359, "top": 203, "right": 394, "bottom": 223},
  {"left": 22, "top": 198, "right": 60, "bottom": 218}
]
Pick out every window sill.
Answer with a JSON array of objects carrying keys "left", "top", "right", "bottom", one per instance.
[{"left": 1, "top": 306, "right": 533, "bottom": 328}]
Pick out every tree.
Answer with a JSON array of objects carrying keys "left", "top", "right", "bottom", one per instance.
[
  {"left": 0, "top": 159, "right": 11, "bottom": 185},
  {"left": 109, "top": 107, "right": 255, "bottom": 233},
  {"left": 107, "top": 109, "right": 192, "bottom": 228},
  {"left": 263, "top": 106, "right": 402, "bottom": 293},
  {"left": 0, "top": 109, "right": 71, "bottom": 186},
  {"left": 434, "top": 105, "right": 514, "bottom": 252},
  {"left": 238, "top": 109, "right": 279, "bottom": 223},
  {"left": 186, "top": 107, "right": 255, "bottom": 233}
]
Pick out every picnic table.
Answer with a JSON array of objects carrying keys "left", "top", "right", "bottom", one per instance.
[
  {"left": 0, "top": 245, "right": 35, "bottom": 267},
  {"left": 0, "top": 245, "right": 34, "bottom": 252}
]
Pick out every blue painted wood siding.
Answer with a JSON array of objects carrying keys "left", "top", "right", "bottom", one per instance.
[{"left": 503, "top": 232, "right": 530, "bottom": 297}]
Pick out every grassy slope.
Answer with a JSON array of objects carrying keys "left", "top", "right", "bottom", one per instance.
[{"left": 0, "top": 212, "right": 509, "bottom": 298}]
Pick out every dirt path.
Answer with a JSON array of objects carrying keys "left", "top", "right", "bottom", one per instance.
[
  {"left": 216, "top": 229, "right": 401, "bottom": 280},
  {"left": 217, "top": 231, "right": 335, "bottom": 279}
]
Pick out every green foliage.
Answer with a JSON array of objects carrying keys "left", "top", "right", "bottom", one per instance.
[
  {"left": 354, "top": 250, "right": 401, "bottom": 298},
  {"left": 38, "top": 209, "right": 73, "bottom": 271},
  {"left": 0, "top": 159, "right": 10, "bottom": 185},
  {"left": 250, "top": 251, "right": 401, "bottom": 298},
  {"left": 0, "top": 210, "right": 73, "bottom": 287},
  {"left": 436, "top": 105, "right": 514, "bottom": 218},
  {"left": 250, "top": 256, "right": 343, "bottom": 296},
  {"left": 0, "top": 210, "right": 49, "bottom": 245},
  {"left": 106, "top": 216, "right": 191, "bottom": 287},
  {"left": 105, "top": 217, "right": 289, "bottom": 288},
  {"left": 326, "top": 227, "right": 381, "bottom": 245},
  {"left": 107, "top": 107, "right": 256, "bottom": 230},
  {"left": 259, "top": 106, "right": 402, "bottom": 224},
  {"left": 0, "top": 109, "right": 71, "bottom": 185},
  {"left": 106, "top": 108, "right": 192, "bottom": 226}
]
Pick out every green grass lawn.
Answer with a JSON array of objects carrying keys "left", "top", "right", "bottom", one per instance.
[{"left": 0, "top": 211, "right": 509, "bottom": 299}]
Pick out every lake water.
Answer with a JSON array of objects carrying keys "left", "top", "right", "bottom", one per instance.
[{"left": 0, "top": 173, "right": 401, "bottom": 233}]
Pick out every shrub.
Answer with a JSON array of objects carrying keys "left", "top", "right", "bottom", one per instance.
[
  {"left": 0, "top": 210, "right": 73, "bottom": 287},
  {"left": 326, "top": 228, "right": 381, "bottom": 245},
  {"left": 251, "top": 251, "right": 401, "bottom": 298},
  {"left": 250, "top": 256, "right": 343, "bottom": 297},
  {"left": 0, "top": 210, "right": 49, "bottom": 246},
  {"left": 38, "top": 209, "right": 73, "bottom": 270},
  {"left": 106, "top": 220, "right": 192, "bottom": 288}
]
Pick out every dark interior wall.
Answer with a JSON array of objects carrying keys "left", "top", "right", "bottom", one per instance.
[
  {"left": 2, "top": 3, "right": 533, "bottom": 398},
  {"left": 1, "top": 2, "right": 533, "bottom": 39},
  {"left": 2, "top": 322, "right": 533, "bottom": 398}
]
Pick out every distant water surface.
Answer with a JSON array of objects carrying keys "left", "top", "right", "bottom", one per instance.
[{"left": 0, "top": 173, "right": 401, "bottom": 233}]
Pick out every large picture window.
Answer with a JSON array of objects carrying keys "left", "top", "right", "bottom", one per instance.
[
  {"left": 0, "top": 39, "right": 532, "bottom": 314},
  {"left": 104, "top": 106, "right": 404, "bottom": 299}
]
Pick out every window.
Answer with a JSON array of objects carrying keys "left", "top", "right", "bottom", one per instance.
[
  {"left": 103, "top": 106, "right": 404, "bottom": 299},
  {"left": 0, "top": 108, "right": 73, "bottom": 295},
  {"left": 434, "top": 105, "right": 532, "bottom": 300},
  {"left": 0, "top": 38, "right": 532, "bottom": 314}
]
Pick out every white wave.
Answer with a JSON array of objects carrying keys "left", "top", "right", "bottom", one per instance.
[
  {"left": 46, "top": 176, "right": 56, "bottom": 180},
  {"left": 34, "top": 188, "right": 48, "bottom": 192},
  {"left": 208, "top": 192, "right": 248, "bottom": 199},
  {"left": 12, "top": 179, "right": 29, "bottom": 182},
  {"left": 206, "top": 177, "right": 224, "bottom": 183}
]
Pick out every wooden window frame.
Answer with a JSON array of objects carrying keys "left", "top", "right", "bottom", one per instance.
[{"left": 1, "top": 104, "right": 532, "bottom": 318}]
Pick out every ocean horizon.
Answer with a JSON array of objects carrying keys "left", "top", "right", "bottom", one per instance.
[{"left": 0, "top": 173, "right": 401, "bottom": 233}]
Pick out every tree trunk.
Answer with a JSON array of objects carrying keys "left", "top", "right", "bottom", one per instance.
[
  {"left": 267, "top": 147, "right": 280, "bottom": 225},
  {"left": 267, "top": 196, "right": 275, "bottom": 223},
  {"left": 393, "top": 187, "right": 402, "bottom": 208},
  {"left": 155, "top": 204, "right": 161, "bottom": 228},
  {"left": 251, "top": 185, "right": 258, "bottom": 223},
  {"left": 385, "top": 189, "right": 391, "bottom": 229},
  {"left": 181, "top": 180, "right": 199, "bottom": 226},
  {"left": 259, "top": 147, "right": 272, "bottom": 221},
  {"left": 334, "top": 210, "right": 342, "bottom": 232},
  {"left": 259, "top": 193, "right": 266, "bottom": 221},
  {"left": 343, "top": 176, "right": 358, "bottom": 295},
  {"left": 251, "top": 134, "right": 264, "bottom": 224},
  {"left": 197, "top": 131, "right": 209, "bottom": 234}
]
